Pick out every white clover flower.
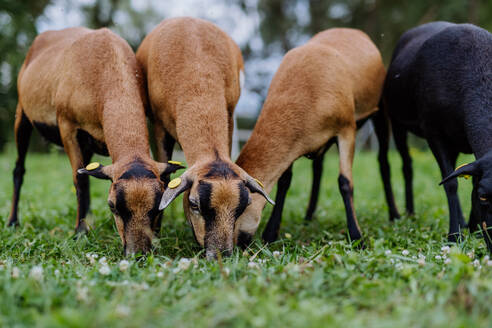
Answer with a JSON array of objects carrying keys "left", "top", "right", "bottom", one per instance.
[
  {"left": 86, "top": 253, "right": 96, "bottom": 265},
  {"left": 467, "top": 251, "right": 475, "bottom": 259},
  {"left": 11, "top": 267, "right": 20, "bottom": 278},
  {"left": 29, "top": 265, "right": 43, "bottom": 281},
  {"left": 395, "top": 262, "right": 403, "bottom": 270},
  {"left": 402, "top": 250, "right": 409, "bottom": 256},
  {"left": 472, "top": 259, "right": 481, "bottom": 268},
  {"left": 435, "top": 255, "right": 442, "bottom": 260},
  {"left": 54, "top": 269, "right": 60, "bottom": 277},
  {"left": 248, "top": 261, "right": 259, "bottom": 269},
  {"left": 284, "top": 233, "right": 292, "bottom": 239},
  {"left": 98, "top": 257, "right": 108, "bottom": 265},
  {"left": 99, "top": 265, "right": 111, "bottom": 275},
  {"left": 115, "top": 305, "right": 131, "bottom": 317},
  {"left": 418, "top": 253, "right": 425, "bottom": 259},
  {"left": 223, "top": 267, "right": 230, "bottom": 277},
  {"left": 178, "top": 258, "right": 191, "bottom": 271},
  {"left": 172, "top": 267, "right": 181, "bottom": 274},
  {"left": 157, "top": 271, "right": 164, "bottom": 278},
  {"left": 417, "top": 258, "right": 426, "bottom": 266},
  {"left": 444, "top": 258, "right": 452, "bottom": 265},
  {"left": 441, "top": 246, "right": 451, "bottom": 255},
  {"left": 487, "top": 260, "right": 492, "bottom": 267},
  {"left": 483, "top": 255, "right": 490, "bottom": 263},
  {"left": 76, "top": 286, "right": 89, "bottom": 302},
  {"left": 119, "top": 260, "right": 130, "bottom": 272},
  {"left": 272, "top": 251, "right": 281, "bottom": 258},
  {"left": 384, "top": 250, "right": 392, "bottom": 256}
]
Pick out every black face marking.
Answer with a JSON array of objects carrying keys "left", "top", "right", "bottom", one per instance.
[
  {"left": 33, "top": 121, "right": 63, "bottom": 146},
  {"left": 198, "top": 181, "right": 216, "bottom": 228},
  {"left": 147, "top": 189, "right": 163, "bottom": 220},
  {"left": 76, "top": 129, "right": 109, "bottom": 156},
  {"left": 237, "top": 231, "right": 252, "bottom": 249},
  {"left": 204, "top": 160, "right": 239, "bottom": 179},
  {"left": 115, "top": 188, "right": 131, "bottom": 223},
  {"left": 234, "top": 183, "right": 249, "bottom": 219},
  {"left": 120, "top": 159, "right": 157, "bottom": 180}
]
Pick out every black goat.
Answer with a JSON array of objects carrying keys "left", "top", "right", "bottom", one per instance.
[{"left": 381, "top": 21, "right": 492, "bottom": 251}]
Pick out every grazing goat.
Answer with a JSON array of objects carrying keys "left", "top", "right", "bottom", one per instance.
[
  {"left": 380, "top": 21, "right": 492, "bottom": 252},
  {"left": 136, "top": 17, "right": 273, "bottom": 259},
  {"left": 9, "top": 27, "right": 182, "bottom": 255},
  {"left": 235, "top": 28, "right": 387, "bottom": 244},
  {"left": 266, "top": 111, "right": 399, "bottom": 242}
]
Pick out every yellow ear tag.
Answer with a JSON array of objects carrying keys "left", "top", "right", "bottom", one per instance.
[
  {"left": 254, "top": 178, "right": 264, "bottom": 189},
  {"left": 168, "top": 177, "right": 182, "bottom": 189},
  {"left": 86, "top": 162, "right": 100, "bottom": 171},
  {"left": 168, "top": 160, "right": 184, "bottom": 166},
  {"left": 455, "top": 163, "right": 471, "bottom": 179}
]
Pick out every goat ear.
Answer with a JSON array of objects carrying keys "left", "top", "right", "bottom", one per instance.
[
  {"left": 77, "top": 162, "right": 113, "bottom": 181},
  {"left": 440, "top": 162, "right": 480, "bottom": 185},
  {"left": 157, "top": 160, "right": 186, "bottom": 180},
  {"left": 244, "top": 176, "right": 275, "bottom": 205},
  {"left": 159, "top": 171, "right": 193, "bottom": 210}
]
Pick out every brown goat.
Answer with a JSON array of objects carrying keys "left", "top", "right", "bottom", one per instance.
[
  {"left": 235, "top": 28, "right": 386, "bottom": 245},
  {"left": 9, "top": 27, "right": 182, "bottom": 255},
  {"left": 136, "top": 17, "right": 273, "bottom": 259}
]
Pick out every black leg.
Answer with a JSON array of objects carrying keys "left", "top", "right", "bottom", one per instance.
[
  {"left": 372, "top": 111, "right": 400, "bottom": 220},
  {"left": 468, "top": 176, "right": 480, "bottom": 233},
  {"left": 262, "top": 165, "right": 293, "bottom": 243},
  {"left": 160, "top": 131, "right": 176, "bottom": 184},
  {"left": 337, "top": 128, "right": 363, "bottom": 245},
  {"left": 305, "top": 153, "right": 324, "bottom": 221},
  {"left": 74, "top": 148, "right": 93, "bottom": 234},
  {"left": 427, "top": 138, "right": 464, "bottom": 242},
  {"left": 8, "top": 110, "right": 33, "bottom": 227},
  {"left": 338, "top": 174, "right": 362, "bottom": 242},
  {"left": 393, "top": 123, "right": 414, "bottom": 215}
]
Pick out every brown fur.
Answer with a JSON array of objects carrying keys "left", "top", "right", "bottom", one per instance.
[
  {"left": 11, "top": 27, "right": 175, "bottom": 254},
  {"left": 136, "top": 17, "right": 252, "bottom": 258},
  {"left": 235, "top": 28, "right": 386, "bottom": 239}
]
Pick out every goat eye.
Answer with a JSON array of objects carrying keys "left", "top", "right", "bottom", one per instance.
[
  {"left": 189, "top": 200, "right": 200, "bottom": 213},
  {"left": 108, "top": 201, "right": 116, "bottom": 213}
]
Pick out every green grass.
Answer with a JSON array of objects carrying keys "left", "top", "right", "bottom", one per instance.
[{"left": 0, "top": 146, "right": 491, "bottom": 327}]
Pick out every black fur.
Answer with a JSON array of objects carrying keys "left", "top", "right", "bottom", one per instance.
[
  {"left": 262, "top": 165, "right": 292, "bottom": 243},
  {"left": 8, "top": 111, "right": 33, "bottom": 226},
  {"left": 338, "top": 174, "right": 362, "bottom": 243},
  {"left": 234, "top": 183, "right": 249, "bottom": 219},
  {"left": 382, "top": 22, "right": 492, "bottom": 248},
  {"left": 204, "top": 160, "right": 239, "bottom": 179},
  {"left": 237, "top": 231, "right": 253, "bottom": 249},
  {"left": 76, "top": 129, "right": 109, "bottom": 156},
  {"left": 120, "top": 160, "right": 157, "bottom": 180},
  {"left": 33, "top": 121, "right": 62, "bottom": 146},
  {"left": 115, "top": 188, "right": 132, "bottom": 224},
  {"left": 198, "top": 181, "right": 215, "bottom": 225}
]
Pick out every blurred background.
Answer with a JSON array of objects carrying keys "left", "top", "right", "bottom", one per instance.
[{"left": 0, "top": 0, "right": 490, "bottom": 153}]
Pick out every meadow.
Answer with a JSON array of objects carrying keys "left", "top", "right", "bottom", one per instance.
[{"left": 0, "top": 146, "right": 490, "bottom": 327}]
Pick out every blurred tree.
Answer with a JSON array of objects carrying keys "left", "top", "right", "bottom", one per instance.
[
  {"left": 0, "top": 0, "right": 51, "bottom": 150},
  {"left": 252, "top": 0, "right": 492, "bottom": 62}
]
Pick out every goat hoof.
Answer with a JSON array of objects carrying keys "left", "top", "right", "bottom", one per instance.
[
  {"left": 7, "top": 219, "right": 19, "bottom": 227},
  {"left": 447, "top": 232, "right": 464, "bottom": 244},
  {"left": 262, "top": 230, "right": 279, "bottom": 244},
  {"left": 352, "top": 238, "right": 366, "bottom": 250},
  {"left": 73, "top": 222, "right": 89, "bottom": 239}
]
